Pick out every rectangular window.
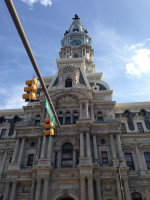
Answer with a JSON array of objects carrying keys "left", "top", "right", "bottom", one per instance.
[
  {"left": 121, "top": 123, "right": 127, "bottom": 133},
  {"left": 101, "top": 151, "right": 108, "bottom": 163},
  {"left": 125, "top": 153, "right": 135, "bottom": 170},
  {"left": 35, "top": 120, "right": 40, "bottom": 126},
  {"left": 0, "top": 129, "right": 7, "bottom": 139},
  {"left": 144, "top": 152, "right": 150, "bottom": 169},
  {"left": 137, "top": 123, "right": 144, "bottom": 133},
  {"left": 27, "top": 154, "right": 34, "bottom": 166}
]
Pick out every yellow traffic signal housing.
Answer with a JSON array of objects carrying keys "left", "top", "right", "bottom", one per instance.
[
  {"left": 44, "top": 118, "right": 54, "bottom": 136},
  {"left": 22, "top": 78, "right": 38, "bottom": 101}
]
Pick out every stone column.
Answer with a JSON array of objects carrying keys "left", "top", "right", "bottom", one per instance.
[
  {"left": 80, "top": 177, "right": 85, "bottom": 200},
  {"left": 93, "top": 135, "right": 98, "bottom": 159},
  {"left": 40, "top": 135, "right": 46, "bottom": 159},
  {"left": 10, "top": 181, "right": 17, "bottom": 200},
  {"left": 30, "top": 179, "right": 36, "bottom": 200},
  {"left": 86, "top": 133, "right": 91, "bottom": 157},
  {"left": 3, "top": 182, "right": 10, "bottom": 200},
  {"left": 85, "top": 102, "right": 89, "bottom": 119},
  {"left": 35, "top": 178, "right": 41, "bottom": 200},
  {"left": 80, "top": 133, "right": 84, "bottom": 157},
  {"left": 11, "top": 140, "right": 19, "bottom": 163},
  {"left": 116, "top": 178, "right": 122, "bottom": 200},
  {"left": 35, "top": 137, "right": 42, "bottom": 161},
  {"left": 134, "top": 144, "right": 144, "bottom": 170},
  {"left": 0, "top": 151, "right": 7, "bottom": 174},
  {"left": 47, "top": 136, "right": 52, "bottom": 159},
  {"left": 79, "top": 102, "right": 83, "bottom": 119},
  {"left": 57, "top": 151, "right": 61, "bottom": 168},
  {"left": 42, "top": 179, "right": 49, "bottom": 200},
  {"left": 73, "top": 149, "right": 76, "bottom": 168},
  {"left": 110, "top": 135, "right": 117, "bottom": 160},
  {"left": 87, "top": 176, "right": 94, "bottom": 200},
  {"left": 91, "top": 102, "right": 94, "bottom": 121},
  {"left": 145, "top": 189, "right": 150, "bottom": 200},
  {"left": 95, "top": 177, "right": 102, "bottom": 200},
  {"left": 123, "top": 178, "right": 131, "bottom": 200},
  {"left": 116, "top": 135, "right": 124, "bottom": 159},
  {"left": 42, "top": 108, "right": 46, "bottom": 122},
  {"left": 17, "top": 138, "right": 25, "bottom": 163}
]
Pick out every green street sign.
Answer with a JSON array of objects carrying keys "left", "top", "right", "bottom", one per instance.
[{"left": 45, "top": 99, "right": 56, "bottom": 128}]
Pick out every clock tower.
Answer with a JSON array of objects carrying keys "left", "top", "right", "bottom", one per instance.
[{"left": 58, "top": 14, "right": 96, "bottom": 74}]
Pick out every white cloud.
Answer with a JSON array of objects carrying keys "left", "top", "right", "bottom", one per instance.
[
  {"left": 0, "top": 84, "right": 27, "bottom": 109},
  {"left": 40, "top": 0, "right": 52, "bottom": 6},
  {"left": 21, "top": 0, "right": 52, "bottom": 7},
  {"left": 126, "top": 46, "right": 150, "bottom": 77}
]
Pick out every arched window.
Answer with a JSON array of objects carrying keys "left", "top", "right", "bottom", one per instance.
[
  {"left": 65, "top": 79, "right": 72, "bottom": 88},
  {"left": 132, "top": 192, "right": 142, "bottom": 200},
  {"left": 140, "top": 109, "right": 147, "bottom": 117},
  {"left": 62, "top": 143, "right": 73, "bottom": 168},
  {"left": 73, "top": 110, "right": 79, "bottom": 124},
  {"left": 58, "top": 110, "right": 63, "bottom": 125},
  {"left": 123, "top": 110, "right": 135, "bottom": 131},
  {"left": 65, "top": 111, "right": 71, "bottom": 124}
]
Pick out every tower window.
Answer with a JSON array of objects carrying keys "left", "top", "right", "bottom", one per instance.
[
  {"left": 65, "top": 79, "right": 72, "bottom": 87},
  {"left": 62, "top": 143, "right": 73, "bottom": 168},
  {"left": 125, "top": 153, "right": 135, "bottom": 170}
]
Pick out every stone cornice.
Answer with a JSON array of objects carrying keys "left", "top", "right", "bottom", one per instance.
[
  {"left": 0, "top": 109, "right": 23, "bottom": 115},
  {"left": 115, "top": 102, "right": 150, "bottom": 113},
  {"left": 91, "top": 122, "right": 121, "bottom": 134}
]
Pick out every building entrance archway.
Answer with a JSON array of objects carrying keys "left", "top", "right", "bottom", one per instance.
[{"left": 60, "top": 198, "right": 74, "bottom": 200}]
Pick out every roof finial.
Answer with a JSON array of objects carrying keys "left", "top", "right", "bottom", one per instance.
[{"left": 72, "top": 14, "right": 80, "bottom": 20}]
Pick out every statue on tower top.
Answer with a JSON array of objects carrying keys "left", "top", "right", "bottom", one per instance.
[{"left": 72, "top": 14, "right": 80, "bottom": 20}]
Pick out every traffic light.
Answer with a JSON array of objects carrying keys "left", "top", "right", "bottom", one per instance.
[
  {"left": 44, "top": 118, "right": 54, "bottom": 136},
  {"left": 22, "top": 78, "right": 38, "bottom": 101}
]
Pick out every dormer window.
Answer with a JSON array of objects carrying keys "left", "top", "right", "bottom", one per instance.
[{"left": 65, "top": 79, "right": 72, "bottom": 88}]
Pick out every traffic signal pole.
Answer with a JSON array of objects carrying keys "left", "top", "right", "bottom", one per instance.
[{"left": 4, "top": 0, "right": 61, "bottom": 128}]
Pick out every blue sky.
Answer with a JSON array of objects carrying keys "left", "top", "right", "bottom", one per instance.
[{"left": 0, "top": 0, "right": 150, "bottom": 109}]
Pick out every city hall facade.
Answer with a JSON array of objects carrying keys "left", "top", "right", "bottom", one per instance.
[{"left": 0, "top": 15, "right": 150, "bottom": 200}]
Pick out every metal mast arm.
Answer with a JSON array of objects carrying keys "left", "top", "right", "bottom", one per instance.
[{"left": 4, "top": 0, "right": 61, "bottom": 127}]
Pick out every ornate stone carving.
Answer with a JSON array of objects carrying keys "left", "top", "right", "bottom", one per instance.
[
  {"left": 57, "top": 65, "right": 80, "bottom": 87},
  {"left": 58, "top": 95, "right": 77, "bottom": 103}
]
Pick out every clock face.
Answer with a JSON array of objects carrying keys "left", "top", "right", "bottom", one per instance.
[{"left": 71, "top": 40, "right": 81, "bottom": 46}]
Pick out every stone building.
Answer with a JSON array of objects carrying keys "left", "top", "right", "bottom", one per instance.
[{"left": 0, "top": 14, "right": 150, "bottom": 200}]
